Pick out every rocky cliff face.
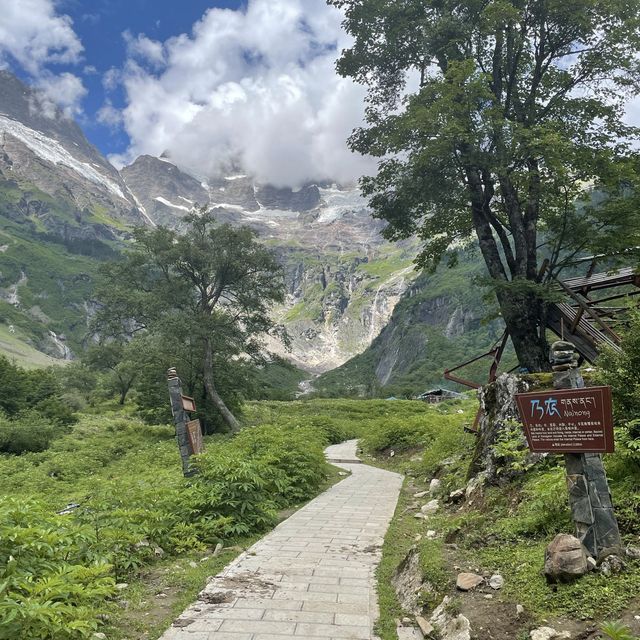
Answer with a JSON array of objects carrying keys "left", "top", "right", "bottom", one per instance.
[
  {"left": 0, "top": 72, "right": 147, "bottom": 235},
  {"left": 315, "top": 250, "right": 509, "bottom": 396},
  {"left": 122, "top": 157, "right": 419, "bottom": 372}
]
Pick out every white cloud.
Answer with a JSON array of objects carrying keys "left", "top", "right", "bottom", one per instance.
[
  {"left": 113, "top": 0, "right": 374, "bottom": 187},
  {"left": 0, "top": 0, "right": 86, "bottom": 114},
  {"left": 35, "top": 72, "right": 87, "bottom": 116},
  {"left": 97, "top": 100, "right": 123, "bottom": 128}
]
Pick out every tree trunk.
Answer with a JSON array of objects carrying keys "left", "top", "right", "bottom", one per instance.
[
  {"left": 203, "top": 338, "right": 241, "bottom": 432},
  {"left": 497, "top": 288, "right": 550, "bottom": 372}
]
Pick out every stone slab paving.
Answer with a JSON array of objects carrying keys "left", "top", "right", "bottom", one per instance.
[{"left": 160, "top": 440, "right": 403, "bottom": 640}]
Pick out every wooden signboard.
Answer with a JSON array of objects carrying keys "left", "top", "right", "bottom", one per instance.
[
  {"left": 515, "top": 386, "right": 614, "bottom": 453},
  {"left": 181, "top": 395, "right": 197, "bottom": 412},
  {"left": 186, "top": 419, "right": 204, "bottom": 455}
]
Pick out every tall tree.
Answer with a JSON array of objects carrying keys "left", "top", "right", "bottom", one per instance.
[
  {"left": 331, "top": 0, "right": 640, "bottom": 370},
  {"left": 94, "top": 211, "right": 285, "bottom": 431}
]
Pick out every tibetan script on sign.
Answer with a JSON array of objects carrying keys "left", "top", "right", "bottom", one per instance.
[
  {"left": 186, "top": 419, "right": 204, "bottom": 455},
  {"left": 515, "top": 386, "right": 614, "bottom": 453}
]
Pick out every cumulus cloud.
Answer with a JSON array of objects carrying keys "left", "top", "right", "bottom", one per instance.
[
  {"left": 35, "top": 72, "right": 87, "bottom": 116},
  {"left": 0, "top": 0, "right": 86, "bottom": 114},
  {"left": 112, "top": 0, "right": 374, "bottom": 187}
]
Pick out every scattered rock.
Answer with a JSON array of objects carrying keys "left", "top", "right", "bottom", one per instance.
[
  {"left": 599, "top": 554, "right": 626, "bottom": 576},
  {"left": 414, "top": 534, "right": 423, "bottom": 542},
  {"left": 414, "top": 491, "right": 429, "bottom": 498},
  {"left": 586, "top": 556, "right": 597, "bottom": 571},
  {"left": 115, "top": 583, "right": 128, "bottom": 591},
  {"left": 625, "top": 545, "right": 640, "bottom": 559},
  {"left": 213, "top": 542, "right": 224, "bottom": 557},
  {"left": 488, "top": 574, "right": 504, "bottom": 590},
  {"left": 396, "top": 627, "right": 423, "bottom": 640},
  {"left": 338, "top": 472, "right": 348, "bottom": 476},
  {"left": 156, "top": 592, "right": 167, "bottom": 599},
  {"left": 529, "top": 627, "right": 571, "bottom": 640},
  {"left": 134, "top": 539, "right": 150, "bottom": 549},
  {"left": 189, "top": 561, "right": 198, "bottom": 568},
  {"left": 414, "top": 513, "right": 426, "bottom": 520},
  {"left": 421, "top": 500, "right": 440, "bottom": 516},
  {"left": 429, "top": 596, "right": 472, "bottom": 640},
  {"left": 93, "top": 634, "right": 107, "bottom": 640},
  {"left": 456, "top": 572, "right": 484, "bottom": 591},
  {"left": 390, "top": 450, "right": 395, "bottom": 458},
  {"left": 483, "top": 594, "right": 493, "bottom": 599},
  {"left": 426, "top": 530, "right": 437, "bottom": 539},
  {"left": 448, "top": 489, "right": 465, "bottom": 503},
  {"left": 429, "top": 479, "right": 441, "bottom": 496},
  {"left": 465, "top": 473, "right": 486, "bottom": 500},
  {"left": 416, "top": 616, "right": 434, "bottom": 636},
  {"left": 153, "top": 546, "right": 164, "bottom": 557},
  {"left": 516, "top": 604, "right": 525, "bottom": 617},
  {"left": 544, "top": 534, "right": 589, "bottom": 583},
  {"left": 402, "top": 617, "right": 413, "bottom": 624}
]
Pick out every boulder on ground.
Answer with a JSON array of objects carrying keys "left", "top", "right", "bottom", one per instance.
[
  {"left": 429, "top": 478, "right": 441, "bottom": 496},
  {"left": 530, "top": 627, "right": 570, "bottom": 640},
  {"left": 544, "top": 534, "right": 589, "bottom": 583},
  {"left": 488, "top": 574, "right": 504, "bottom": 590},
  {"left": 421, "top": 499, "right": 440, "bottom": 516},
  {"left": 456, "top": 572, "right": 484, "bottom": 591}
]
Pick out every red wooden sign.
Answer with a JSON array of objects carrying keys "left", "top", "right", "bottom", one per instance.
[
  {"left": 515, "top": 386, "right": 614, "bottom": 453},
  {"left": 181, "top": 395, "right": 196, "bottom": 412},
  {"left": 186, "top": 419, "right": 204, "bottom": 455}
]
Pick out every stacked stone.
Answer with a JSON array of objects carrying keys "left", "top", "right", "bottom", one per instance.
[{"left": 549, "top": 340, "right": 580, "bottom": 371}]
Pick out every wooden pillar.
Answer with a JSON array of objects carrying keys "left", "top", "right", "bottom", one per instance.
[
  {"left": 167, "top": 367, "right": 195, "bottom": 477},
  {"left": 551, "top": 344, "right": 621, "bottom": 557}
]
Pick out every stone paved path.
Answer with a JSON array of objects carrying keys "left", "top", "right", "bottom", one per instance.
[{"left": 160, "top": 440, "right": 403, "bottom": 640}]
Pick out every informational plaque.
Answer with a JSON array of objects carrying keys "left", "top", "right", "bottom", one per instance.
[
  {"left": 181, "top": 395, "right": 197, "bottom": 412},
  {"left": 515, "top": 386, "right": 614, "bottom": 453},
  {"left": 186, "top": 419, "right": 204, "bottom": 455}
]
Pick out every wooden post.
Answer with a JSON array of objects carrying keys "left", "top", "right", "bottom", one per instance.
[
  {"left": 551, "top": 343, "right": 621, "bottom": 557},
  {"left": 167, "top": 367, "right": 196, "bottom": 477}
]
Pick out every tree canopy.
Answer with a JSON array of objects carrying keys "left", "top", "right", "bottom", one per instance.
[
  {"left": 331, "top": 0, "right": 640, "bottom": 370},
  {"left": 93, "top": 211, "right": 285, "bottom": 430}
]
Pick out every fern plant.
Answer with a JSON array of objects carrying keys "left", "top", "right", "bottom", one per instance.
[{"left": 601, "top": 621, "right": 639, "bottom": 640}]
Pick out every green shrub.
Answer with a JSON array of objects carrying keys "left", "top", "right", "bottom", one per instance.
[
  {"left": 192, "top": 452, "right": 278, "bottom": 536},
  {"left": 360, "top": 417, "right": 430, "bottom": 453},
  {"left": 233, "top": 424, "right": 329, "bottom": 504},
  {"left": 0, "top": 498, "right": 115, "bottom": 640},
  {"left": 0, "top": 412, "right": 63, "bottom": 455}
]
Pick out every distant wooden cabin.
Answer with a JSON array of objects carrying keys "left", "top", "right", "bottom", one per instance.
[{"left": 415, "top": 388, "right": 464, "bottom": 404}]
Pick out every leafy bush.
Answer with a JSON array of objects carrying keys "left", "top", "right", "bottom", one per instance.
[
  {"left": 360, "top": 417, "right": 430, "bottom": 453},
  {"left": 0, "top": 498, "right": 115, "bottom": 640},
  {"left": 0, "top": 411, "right": 63, "bottom": 455},
  {"left": 232, "top": 424, "right": 329, "bottom": 504}
]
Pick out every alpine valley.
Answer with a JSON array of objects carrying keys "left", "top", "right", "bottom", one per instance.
[{"left": 0, "top": 71, "right": 494, "bottom": 391}]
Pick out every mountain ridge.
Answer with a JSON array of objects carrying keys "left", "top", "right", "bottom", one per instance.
[{"left": 0, "top": 71, "right": 418, "bottom": 372}]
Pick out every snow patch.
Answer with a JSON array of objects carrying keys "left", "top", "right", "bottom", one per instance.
[
  {"left": 154, "top": 196, "right": 191, "bottom": 212},
  {"left": 0, "top": 115, "right": 128, "bottom": 201}
]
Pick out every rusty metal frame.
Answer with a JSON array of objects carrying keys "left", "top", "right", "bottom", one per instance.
[{"left": 444, "top": 330, "right": 509, "bottom": 390}]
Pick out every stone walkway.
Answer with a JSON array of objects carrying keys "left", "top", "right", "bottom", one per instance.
[{"left": 160, "top": 440, "right": 403, "bottom": 640}]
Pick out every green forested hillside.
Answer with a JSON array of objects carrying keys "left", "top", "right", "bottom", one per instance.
[{"left": 0, "top": 177, "right": 125, "bottom": 363}]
